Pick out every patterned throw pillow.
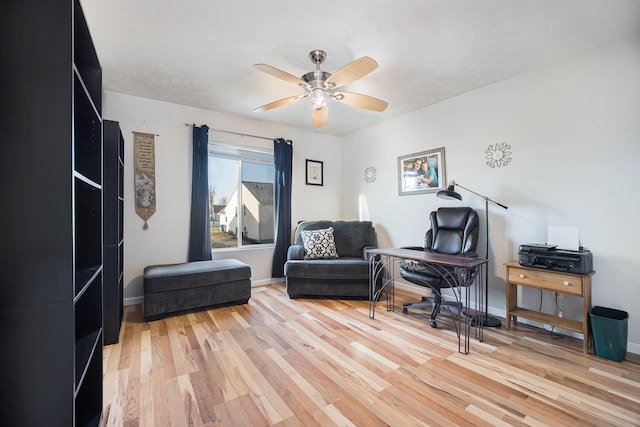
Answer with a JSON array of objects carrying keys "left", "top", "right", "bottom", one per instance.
[{"left": 300, "top": 227, "right": 339, "bottom": 259}]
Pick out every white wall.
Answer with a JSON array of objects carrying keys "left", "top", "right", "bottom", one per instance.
[
  {"left": 341, "top": 38, "right": 640, "bottom": 350},
  {"left": 103, "top": 92, "right": 341, "bottom": 302}
]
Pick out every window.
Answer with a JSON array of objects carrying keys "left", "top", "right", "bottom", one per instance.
[{"left": 208, "top": 143, "right": 274, "bottom": 249}]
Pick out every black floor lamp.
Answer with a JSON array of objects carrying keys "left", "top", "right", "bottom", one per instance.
[{"left": 437, "top": 180, "right": 508, "bottom": 328}]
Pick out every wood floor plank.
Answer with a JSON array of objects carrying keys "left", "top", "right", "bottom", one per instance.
[
  {"left": 246, "top": 348, "right": 323, "bottom": 427},
  {"left": 212, "top": 393, "right": 270, "bottom": 426},
  {"left": 103, "top": 283, "right": 640, "bottom": 426},
  {"left": 137, "top": 371, "right": 154, "bottom": 426},
  {"left": 217, "top": 329, "right": 295, "bottom": 424},
  {"left": 149, "top": 366, "right": 170, "bottom": 426}
]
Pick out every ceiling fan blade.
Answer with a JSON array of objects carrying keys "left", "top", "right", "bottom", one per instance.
[
  {"left": 335, "top": 92, "right": 388, "bottom": 112},
  {"left": 254, "top": 63, "right": 305, "bottom": 86},
  {"left": 253, "top": 95, "right": 301, "bottom": 112},
  {"left": 326, "top": 57, "right": 378, "bottom": 88},
  {"left": 312, "top": 106, "right": 328, "bottom": 128}
]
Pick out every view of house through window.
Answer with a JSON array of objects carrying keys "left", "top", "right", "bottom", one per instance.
[{"left": 208, "top": 144, "right": 275, "bottom": 249}]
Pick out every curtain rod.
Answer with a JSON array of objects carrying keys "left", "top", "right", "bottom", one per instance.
[{"left": 184, "top": 123, "right": 274, "bottom": 142}]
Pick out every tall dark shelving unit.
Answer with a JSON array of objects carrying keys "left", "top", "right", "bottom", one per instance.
[
  {"left": 0, "top": 0, "right": 103, "bottom": 425},
  {"left": 103, "top": 120, "right": 125, "bottom": 345}
]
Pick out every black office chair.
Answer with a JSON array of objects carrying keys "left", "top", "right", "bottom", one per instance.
[{"left": 400, "top": 207, "right": 479, "bottom": 328}]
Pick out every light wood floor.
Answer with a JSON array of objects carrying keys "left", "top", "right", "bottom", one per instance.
[{"left": 102, "top": 283, "right": 640, "bottom": 426}]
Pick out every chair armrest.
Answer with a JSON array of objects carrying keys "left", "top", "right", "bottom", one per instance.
[
  {"left": 402, "top": 245, "right": 477, "bottom": 258},
  {"left": 401, "top": 246, "right": 425, "bottom": 252},
  {"left": 461, "top": 251, "right": 478, "bottom": 258},
  {"left": 363, "top": 246, "right": 379, "bottom": 260},
  {"left": 287, "top": 245, "right": 305, "bottom": 260},
  {"left": 398, "top": 246, "right": 428, "bottom": 272}
]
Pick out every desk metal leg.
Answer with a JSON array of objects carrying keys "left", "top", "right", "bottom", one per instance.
[
  {"left": 473, "top": 264, "right": 485, "bottom": 343},
  {"left": 369, "top": 255, "right": 395, "bottom": 319},
  {"left": 456, "top": 264, "right": 485, "bottom": 352},
  {"left": 386, "top": 256, "right": 394, "bottom": 312},
  {"left": 410, "top": 263, "right": 472, "bottom": 354},
  {"left": 368, "top": 253, "right": 484, "bottom": 354}
]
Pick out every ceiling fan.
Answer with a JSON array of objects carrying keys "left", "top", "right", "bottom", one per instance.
[{"left": 253, "top": 50, "right": 388, "bottom": 128}]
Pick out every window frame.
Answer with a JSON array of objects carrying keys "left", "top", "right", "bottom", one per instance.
[{"left": 208, "top": 142, "right": 275, "bottom": 251}]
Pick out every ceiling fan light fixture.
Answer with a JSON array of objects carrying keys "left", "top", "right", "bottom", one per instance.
[{"left": 311, "top": 88, "right": 327, "bottom": 109}]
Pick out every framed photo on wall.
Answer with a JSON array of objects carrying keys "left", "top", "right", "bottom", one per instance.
[
  {"left": 306, "top": 159, "right": 323, "bottom": 186},
  {"left": 398, "top": 147, "right": 446, "bottom": 195}
]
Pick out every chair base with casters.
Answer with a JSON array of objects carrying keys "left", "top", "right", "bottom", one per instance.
[
  {"left": 402, "top": 294, "right": 464, "bottom": 328},
  {"left": 399, "top": 207, "right": 480, "bottom": 329}
]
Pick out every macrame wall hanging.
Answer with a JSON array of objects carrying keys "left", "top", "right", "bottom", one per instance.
[{"left": 133, "top": 130, "right": 157, "bottom": 229}]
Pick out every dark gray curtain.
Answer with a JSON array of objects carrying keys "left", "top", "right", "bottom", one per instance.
[
  {"left": 271, "top": 138, "right": 293, "bottom": 277},
  {"left": 188, "top": 125, "right": 212, "bottom": 261}
]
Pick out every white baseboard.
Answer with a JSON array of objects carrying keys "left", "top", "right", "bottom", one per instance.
[
  {"left": 252, "top": 278, "right": 282, "bottom": 287},
  {"left": 124, "top": 296, "right": 144, "bottom": 306}
]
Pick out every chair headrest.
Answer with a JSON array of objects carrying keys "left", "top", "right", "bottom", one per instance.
[{"left": 434, "top": 207, "right": 474, "bottom": 229}]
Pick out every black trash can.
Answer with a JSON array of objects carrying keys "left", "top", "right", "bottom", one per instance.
[{"left": 589, "top": 306, "right": 628, "bottom": 362}]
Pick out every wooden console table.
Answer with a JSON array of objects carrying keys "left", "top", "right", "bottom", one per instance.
[{"left": 504, "top": 261, "right": 594, "bottom": 353}]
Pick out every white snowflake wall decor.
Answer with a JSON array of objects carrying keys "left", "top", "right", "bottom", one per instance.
[
  {"left": 364, "top": 166, "right": 377, "bottom": 183},
  {"left": 485, "top": 142, "right": 512, "bottom": 168}
]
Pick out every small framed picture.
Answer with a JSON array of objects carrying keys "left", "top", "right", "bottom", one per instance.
[
  {"left": 398, "top": 147, "right": 446, "bottom": 195},
  {"left": 305, "top": 159, "right": 323, "bottom": 186}
]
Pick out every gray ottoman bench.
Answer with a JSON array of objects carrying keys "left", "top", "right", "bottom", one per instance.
[{"left": 143, "top": 259, "right": 251, "bottom": 321}]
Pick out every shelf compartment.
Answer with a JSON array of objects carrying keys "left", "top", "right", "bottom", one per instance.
[
  {"left": 74, "top": 329, "right": 101, "bottom": 391},
  {"left": 74, "top": 0, "right": 101, "bottom": 113},
  {"left": 118, "top": 198, "right": 124, "bottom": 242},
  {"left": 75, "top": 266, "right": 101, "bottom": 300},
  {"left": 118, "top": 129, "right": 124, "bottom": 199},
  {"left": 74, "top": 76, "right": 101, "bottom": 185},
  {"left": 75, "top": 334, "right": 103, "bottom": 426},
  {"left": 119, "top": 164, "right": 124, "bottom": 199},
  {"left": 75, "top": 274, "right": 102, "bottom": 390},
  {"left": 509, "top": 308, "right": 583, "bottom": 334},
  {"left": 119, "top": 241, "right": 124, "bottom": 276},
  {"left": 103, "top": 244, "right": 120, "bottom": 345},
  {"left": 74, "top": 178, "right": 102, "bottom": 296}
]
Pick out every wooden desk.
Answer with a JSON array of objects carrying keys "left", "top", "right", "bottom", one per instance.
[
  {"left": 367, "top": 248, "right": 487, "bottom": 354},
  {"left": 504, "top": 261, "right": 594, "bottom": 353}
]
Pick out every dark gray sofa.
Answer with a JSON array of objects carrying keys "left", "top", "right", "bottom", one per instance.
[{"left": 284, "top": 220, "right": 379, "bottom": 298}]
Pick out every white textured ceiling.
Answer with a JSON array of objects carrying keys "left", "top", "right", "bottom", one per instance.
[{"left": 81, "top": 0, "right": 640, "bottom": 136}]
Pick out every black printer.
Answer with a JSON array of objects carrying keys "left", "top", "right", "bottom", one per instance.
[{"left": 518, "top": 244, "right": 593, "bottom": 274}]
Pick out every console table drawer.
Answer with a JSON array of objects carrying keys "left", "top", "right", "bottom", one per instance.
[{"left": 508, "top": 267, "right": 583, "bottom": 295}]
